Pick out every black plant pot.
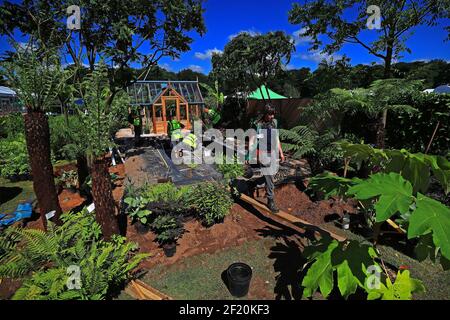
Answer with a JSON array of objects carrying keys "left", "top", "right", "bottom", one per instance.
[
  {"left": 134, "top": 221, "right": 150, "bottom": 234},
  {"left": 226, "top": 262, "right": 252, "bottom": 298},
  {"left": 162, "top": 242, "right": 177, "bottom": 257}
]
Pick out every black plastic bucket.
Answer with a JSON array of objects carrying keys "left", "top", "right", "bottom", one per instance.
[{"left": 226, "top": 262, "right": 252, "bottom": 297}]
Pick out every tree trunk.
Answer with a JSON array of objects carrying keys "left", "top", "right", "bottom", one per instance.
[
  {"left": 91, "top": 155, "right": 119, "bottom": 240},
  {"left": 76, "top": 155, "right": 89, "bottom": 188},
  {"left": 374, "top": 50, "right": 393, "bottom": 148},
  {"left": 24, "top": 111, "right": 62, "bottom": 229},
  {"left": 375, "top": 112, "right": 386, "bottom": 149}
]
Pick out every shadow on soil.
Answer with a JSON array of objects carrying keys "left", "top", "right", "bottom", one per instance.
[
  {"left": 0, "top": 186, "right": 23, "bottom": 205},
  {"left": 236, "top": 198, "right": 310, "bottom": 300}
]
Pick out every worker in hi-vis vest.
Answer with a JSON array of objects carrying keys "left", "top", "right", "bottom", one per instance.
[
  {"left": 128, "top": 109, "right": 142, "bottom": 147},
  {"left": 203, "top": 107, "right": 221, "bottom": 128},
  {"left": 167, "top": 114, "right": 183, "bottom": 148},
  {"left": 181, "top": 132, "right": 198, "bottom": 152}
]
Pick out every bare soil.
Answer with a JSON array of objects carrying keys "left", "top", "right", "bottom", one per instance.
[
  {"left": 256, "top": 183, "right": 357, "bottom": 226},
  {"left": 126, "top": 203, "right": 280, "bottom": 269}
]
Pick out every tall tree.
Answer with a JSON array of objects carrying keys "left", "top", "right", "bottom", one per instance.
[
  {"left": 211, "top": 31, "right": 295, "bottom": 102},
  {"left": 75, "top": 62, "right": 129, "bottom": 240},
  {"left": 1, "top": 45, "right": 71, "bottom": 229},
  {"left": 288, "top": 0, "right": 449, "bottom": 147}
]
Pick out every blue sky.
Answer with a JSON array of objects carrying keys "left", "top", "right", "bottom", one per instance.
[
  {"left": 1, "top": 0, "right": 449, "bottom": 74},
  {"left": 160, "top": 0, "right": 450, "bottom": 74}
]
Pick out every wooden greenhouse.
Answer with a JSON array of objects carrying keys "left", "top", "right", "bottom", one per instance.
[{"left": 127, "top": 80, "right": 205, "bottom": 134}]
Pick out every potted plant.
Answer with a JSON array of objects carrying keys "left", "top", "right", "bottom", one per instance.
[
  {"left": 151, "top": 214, "right": 184, "bottom": 257},
  {"left": 124, "top": 195, "right": 152, "bottom": 234}
]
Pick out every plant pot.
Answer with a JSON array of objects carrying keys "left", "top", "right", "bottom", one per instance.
[
  {"left": 162, "top": 242, "right": 177, "bottom": 257},
  {"left": 226, "top": 262, "right": 252, "bottom": 298},
  {"left": 134, "top": 221, "right": 150, "bottom": 234}
]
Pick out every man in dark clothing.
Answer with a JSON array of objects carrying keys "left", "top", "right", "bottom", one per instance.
[
  {"left": 248, "top": 104, "right": 285, "bottom": 213},
  {"left": 130, "top": 110, "right": 142, "bottom": 147}
]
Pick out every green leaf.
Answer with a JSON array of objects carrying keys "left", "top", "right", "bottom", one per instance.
[
  {"left": 302, "top": 240, "right": 338, "bottom": 298},
  {"left": 307, "top": 172, "right": 357, "bottom": 199},
  {"left": 336, "top": 260, "right": 359, "bottom": 299},
  {"left": 347, "top": 173, "right": 413, "bottom": 222},
  {"left": 408, "top": 193, "right": 450, "bottom": 260},
  {"left": 366, "top": 270, "right": 425, "bottom": 300}
]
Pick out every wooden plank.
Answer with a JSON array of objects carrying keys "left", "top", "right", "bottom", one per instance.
[
  {"left": 125, "top": 280, "right": 173, "bottom": 300},
  {"left": 239, "top": 193, "right": 346, "bottom": 242}
]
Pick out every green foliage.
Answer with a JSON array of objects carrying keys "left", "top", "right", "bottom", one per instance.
[
  {"left": 288, "top": 0, "right": 447, "bottom": 77},
  {"left": 307, "top": 172, "right": 358, "bottom": 199},
  {"left": 338, "top": 141, "right": 450, "bottom": 194},
  {"left": 124, "top": 183, "right": 192, "bottom": 225},
  {"left": 408, "top": 193, "right": 450, "bottom": 260},
  {"left": 48, "top": 115, "right": 86, "bottom": 161},
  {"left": 74, "top": 62, "right": 128, "bottom": 159},
  {"left": 347, "top": 173, "right": 414, "bottom": 223},
  {"left": 124, "top": 195, "right": 151, "bottom": 225},
  {"left": 0, "top": 134, "right": 30, "bottom": 179},
  {"left": 367, "top": 270, "right": 425, "bottom": 300},
  {"left": 55, "top": 170, "right": 78, "bottom": 190},
  {"left": 0, "top": 208, "right": 148, "bottom": 300},
  {"left": 200, "top": 81, "right": 224, "bottom": 108},
  {"left": 0, "top": 112, "right": 24, "bottom": 138},
  {"left": 142, "top": 182, "right": 190, "bottom": 203},
  {"left": 387, "top": 92, "right": 450, "bottom": 155},
  {"left": 186, "top": 181, "right": 233, "bottom": 226},
  {"left": 1, "top": 46, "right": 72, "bottom": 112},
  {"left": 279, "top": 126, "right": 317, "bottom": 159},
  {"left": 301, "top": 238, "right": 379, "bottom": 299},
  {"left": 150, "top": 214, "right": 184, "bottom": 245},
  {"left": 217, "top": 155, "right": 245, "bottom": 180},
  {"left": 211, "top": 31, "right": 295, "bottom": 95}
]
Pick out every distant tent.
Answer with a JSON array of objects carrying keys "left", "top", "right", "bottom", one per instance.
[
  {"left": 433, "top": 85, "right": 450, "bottom": 94},
  {"left": 423, "top": 84, "right": 450, "bottom": 94},
  {"left": 248, "top": 85, "right": 287, "bottom": 100}
]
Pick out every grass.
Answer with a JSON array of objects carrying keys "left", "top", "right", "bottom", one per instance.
[
  {"left": 120, "top": 238, "right": 292, "bottom": 300},
  {"left": 0, "top": 177, "right": 35, "bottom": 214}
]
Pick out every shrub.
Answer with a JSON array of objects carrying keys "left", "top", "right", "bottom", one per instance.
[
  {"left": 0, "top": 112, "right": 24, "bottom": 138},
  {"left": 0, "top": 134, "right": 30, "bottom": 179},
  {"left": 55, "top": 170, "right": 78, "bottom": 190},
  {"left": 217, "top": 155, "right": 245, "bottom": 180},
  {"left": 186, "top": 181, "right": 233, "bottom": 226},
  {"left": 0, "top": 208, "right": 149, "bottom": 300},
  {"left": 150, "top": 214, "right": 184, "bottom": 245}
]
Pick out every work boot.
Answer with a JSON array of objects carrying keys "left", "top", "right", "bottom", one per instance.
[{"left": 267, "top": 198, "right": 279, "bottom": 213}]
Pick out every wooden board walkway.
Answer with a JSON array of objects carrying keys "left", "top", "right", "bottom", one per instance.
[{"left": 239, "top": 193, "right": 347, "bottom": 242}]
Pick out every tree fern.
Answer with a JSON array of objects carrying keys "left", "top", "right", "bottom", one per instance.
[
  {"left": 279, "top": 125, "right": 318, "bottom": 158},
  {"left": 0, "top": 208, "right": 149, "bottom": 300}
]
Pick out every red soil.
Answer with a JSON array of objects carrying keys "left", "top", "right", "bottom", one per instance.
[
  {"left": 127, "top": 203, "right": 277, "bottom": 269},
  {"left": 257, "top": 183, "right": 357, "bottom": 226}
]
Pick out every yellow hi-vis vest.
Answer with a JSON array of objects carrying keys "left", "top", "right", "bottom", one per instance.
[
  {"left": 182, "top": 133, "right": 197, "bottom": 149},
  {"left": 171, "top": 129, "right": 183, "bottom": 140}
]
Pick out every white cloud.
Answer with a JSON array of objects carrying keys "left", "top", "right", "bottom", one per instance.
[
  {"left": 159, "top": 63, "right": 173, "bottom": 71},
  {"left": 228, "top": 29, "right": 260, "bottom": 40},
  {"left": 188, "top": 65, "right": 204, "bottom": 73},
  {"left": 194, "top": 48, "right": 223, "bottom": 60},
  {"left": 292, "top": 28, "right": 312, "bottom": 46},
  {"left": 283, "top": 64, "right": 297, "bottom": 71},
  {"left": 297, "top": 50, "right": 342, "bottom": 63}
]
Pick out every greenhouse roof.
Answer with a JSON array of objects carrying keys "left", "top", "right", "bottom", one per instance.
[
  {"left": 248, "top": 85, "right": 287, "bottom": 100},
  {"left": 128, "top": 81, "right": 204, "bottom": 106}
]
